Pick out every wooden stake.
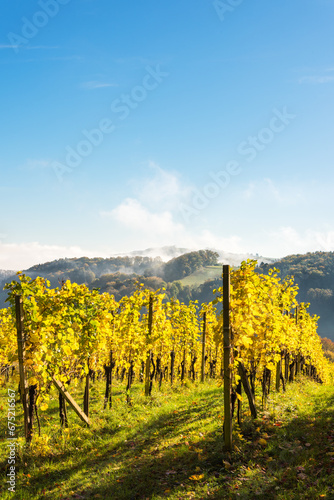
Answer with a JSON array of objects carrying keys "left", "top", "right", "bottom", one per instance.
[
  {"left": 52, "top": 376, "right": 90, "bottom": 426},
  {"left": 15, "top": 295, "right": 31, "bottom": 442},
  {"left": 201, "top": 312, "right": 206, "bottom": 383},
  {"left": 84, "top": 364, "right": 90, "bottom": 417},
  {"left": 276, "top": 357, "right": 281, "bottom": 392},
  {"left": 145, "top": 295, "right": 153, "bottom": 396},
  {"left": 223, "top": 265, "right": 232, "bottom": 451},
  {"left": 181, "top": 348, "right": 186, "bottom": 382}
]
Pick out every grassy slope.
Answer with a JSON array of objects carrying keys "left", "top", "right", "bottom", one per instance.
[
  {"left": 1, "top": 377, "right": 334, "bottom": 500},
  {"left": 178, "top": 266, "right": 222, "bottom": 287}
]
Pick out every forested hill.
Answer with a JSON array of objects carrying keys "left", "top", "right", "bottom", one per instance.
[
  {"left": 258, "top": 252, "right": 334, "bottom": 339},
  {"left": 1, "top": 250, "right": 333, "bottom": 340},
  {"left": 0, "top": 250, "right": 219, "bottom": 305}
]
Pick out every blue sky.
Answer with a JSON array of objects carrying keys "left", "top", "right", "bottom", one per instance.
[{"left": 1, "top": 0, "right": 334, "bottom": 269}]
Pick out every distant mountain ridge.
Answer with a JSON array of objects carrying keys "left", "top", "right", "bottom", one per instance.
[
  {"left": 0, "top": 247, "right": 275, "bottom": 309},
  {"left": 1, "top": 248, "right": 333, "bottom": 340}
]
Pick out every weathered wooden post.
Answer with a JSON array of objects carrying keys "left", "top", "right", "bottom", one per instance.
[
  {"left": 223, "top": 265, "right": 232, "bottom": 451},
  {"left": 15, "top": 295, "right": 31, "bottom": 442},
  {"left": 276, "top": 355, "right": 281, "bottom": 392},
  {"left": 295, "top": 306, "right": 301, "bottom": 376},
  {"left": 84, "top": 375, "right": 90, "bottom": 416},
  {"left": 84, "top": 360, "right": 90, "bottom": 417},
  {"left": 201, "top": 312, "right": 207, "bottom": 383},
  {"left": 145, "top": 295, "right": 153, "bottom": 396}
]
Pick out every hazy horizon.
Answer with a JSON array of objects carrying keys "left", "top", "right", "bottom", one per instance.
[{"left": 1, "top": 1, "right": 334, "bottom": 268}]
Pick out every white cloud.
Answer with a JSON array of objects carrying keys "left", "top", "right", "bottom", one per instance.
[
  {"left": 100, "top": 163, "right": 246, "bottom": 254},
  {"left": 101, "top": 199, "right": 244, "bottom": 255},
  {"left": 264, "top": 227, "right": 334, "bottom": 257},
  {"left": 101, "top": 198, "right": 184, "bottom": 236},
  {"left": 0, "top": 242, "right": 104, "bottom": 270},
  {"left": 243, "top": 182, "right": 256, "bottom": 200},
  {"left": 0, "top": 45, "right": 59, "bottom": 50},
  {"left": 180, "top": 231, "right": 244, "bottom": 254},
  {"left": 23, "top": 159, "right": 51, "bottom": 170},
  {"left": 0, "top": 45, "right": 19, "bottom": 49},
  {"left": 299, "top": 75, "right": 334, "bottom": 84},
  {"left": 132, "top": 162, "right": 192, "bottom": 210},
  {"left": 81, "top": 81, "right": 118, "bottom": 90},
  {"left": 241, "top": 178, "right": 303, "bottom": 205}
]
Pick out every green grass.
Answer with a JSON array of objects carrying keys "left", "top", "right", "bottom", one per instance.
[
  {"left": 178, "top": 266, "right": 222, "bottom": 287},
  {"left": 1, "top": 376, "right": 334, "bottom": 499}
]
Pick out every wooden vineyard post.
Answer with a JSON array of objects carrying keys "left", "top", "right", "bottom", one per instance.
[
  {"left": 181, "top": 349, "right": 186, "bottom": 383},
  {"left": 284, "top": 352, "right": 289, "bottom": 384},
  {"left": 201, "top": 312, "right": 207, "bottom": 383},
  {"left": 295, "top": 307, "right": 301, "bottom": 376},
  {"left": 170, "top": 350, "right": 175, "bottom": 386},
  {"left": 223, "top": 265, "right": 232, "bottom": 452},
  {"left": 84, "top": 360, "right": 90, "bottom": 417},
  {"left": 59, "top": 392, "right": 68, "bottom": 428},
  {"left": 15, "top": 295, "right": 31, "bottom": 442},
  {"left": 145, "top": 295, "right": 153, "bottom": 396},
  {"left": 276, "top": 356, "right": 281, "bottom": 392},
  {"left": 105, "top": 314, "right": 116, "bottom": 409},
  {"left": 52, "top": 377, "right": 90, "bottom": 426}
]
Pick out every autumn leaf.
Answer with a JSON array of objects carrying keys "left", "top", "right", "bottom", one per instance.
[{"left": 189, "top": 474, "right": 204, "bottom": 481}]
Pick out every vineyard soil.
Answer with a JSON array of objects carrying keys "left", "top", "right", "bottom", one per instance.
[{"left": 1, "top": 377, "right": 334, "bottom": 499}]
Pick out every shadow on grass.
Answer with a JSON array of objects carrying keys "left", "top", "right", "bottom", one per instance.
[
  {"left": 2, "top": 388, "right": 227, "bottom": 499},
  {"left": 2, "top": 381, "right": 334, "bottom": 499}
]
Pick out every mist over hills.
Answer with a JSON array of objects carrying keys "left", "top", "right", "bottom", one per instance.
[
  {"left": 0, "top": 247, "right": 333, "bottom": 340},
  {"left": 111, "top": 245, "right": 276, "bottom": 267}
]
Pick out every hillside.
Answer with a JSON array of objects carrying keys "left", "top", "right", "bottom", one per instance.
[
  {"left": 178, "top": 265, "right": 222, "bottom": 287},
  {"left": 1, "top": 249, "right": 333, "bottom": 340},
  {"left": 0, "top": 250, "right": 219, "bottom": 307},
  {"left": 258, "top": 252, "right": 334, "bottom": 340}
]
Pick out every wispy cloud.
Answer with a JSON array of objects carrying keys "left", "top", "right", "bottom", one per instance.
[
  {"left": 0, "top": 241, "right": 104, "bottom": 270},
  {"left": 0, "top": 44, "right": 60, "bottom": 50},
  {"left": 299, "top": 75, "right": 334, "bottom": 84},
  {"left": 22, "top": 159, "right": 51, "bottom": 170},
  {"left": 101, "top": 200, "right": 245, "bottom": 254},
  {"left": 267, "top": 227, "right": 334, "bottom": 256},
  {"left": 131, "top": 162, "right": 192, "bottom": 211},
  {"left": 23, "top": 55, "right": 83, "bottom": 63},
  {"left": 241, "top": 178, "right": 303, "bottom": 205},
  {"left": 0, "top": 44, "right": 19, "bottom": 49},
  {"left": 112, "top": 56, "right": 155, "bottom": 66},
  {"left": 81, "top": 81, "right": 118, "bottom": 90},
  {"left": 298, "top": 67, "right": 334, "bottom": 84},
  {"left": 99, "top": 164, "right": 244, "bottom": 254},
  {"left": 101, "top": 199, "right": 184, "bottom": 236}
]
